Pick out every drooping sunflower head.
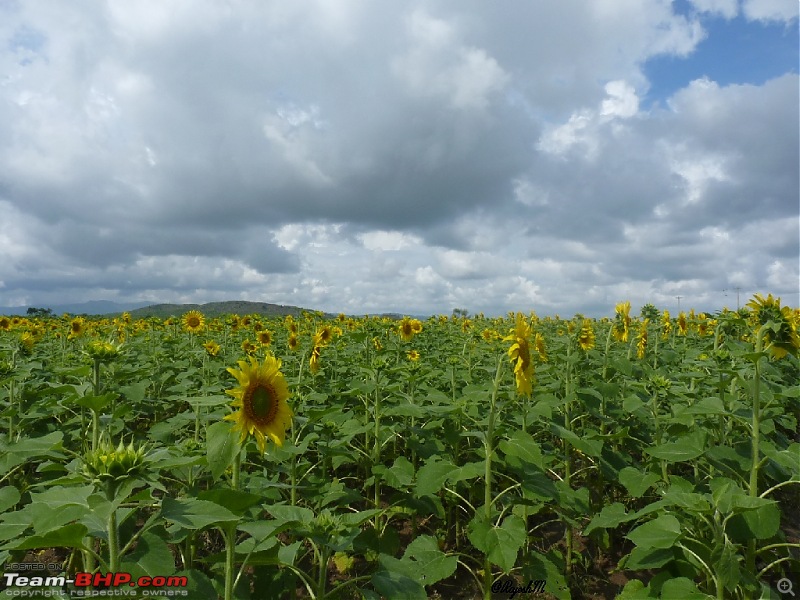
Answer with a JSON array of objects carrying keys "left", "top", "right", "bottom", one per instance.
[
  {"left": 637, "top": 319, "right": 649, "bottom": 359},
  {"left": 746, "top": 293, "right": 799, "bottom": 359},
  {"left": 317, "top": 325, "right": 333, "bottom": 345},
  {"left": 203, "top": 340, "right": 221, "bottom": 357},
  {"left": 241, "top": 339, "right": 257, "bottom": 356},
  {"left": 504, "top": 313, "right": 533, "bottom": 396},
  {"left": 225, "top": 355, "right": 293, "bottom": 454},
  {"left": 287, "top": 333, "right": 299, "bottom": 352},
  {"left": 612, "top": 301, "right": 631, "bottom": 342},
  {"left": 577, "top": 319, "right": 596, "bottom": 351},
  {"left": 182, "top": 310, "right": 205, "bottom": 333}
]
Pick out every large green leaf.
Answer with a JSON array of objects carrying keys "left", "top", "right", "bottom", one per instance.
[
  {"left": 619, "top": 467, "right": 661, "bottom": 498},
  {"left": 0, "top": 432, "right": 64, "bottom": 471},
  {"left": 374, "top": 456, "right": 414, "bottom": 490},
  {"left": 7, "top": 523, "right": 88, "bottom": 551},
  {"left": 75, "top": 392, "right": 117, "bottom": 412},
  {"left": 624, "top": 546, "right": 675, "bottom": 570},
  {"left": 198, "top": 489, "right": 262, "bottom": 516},
  {"left": 499, "top": 430, "right": 543, "bottom": 469},
  {"left": 584, "top": 503, "right": 633, "bottom": 535},
  {"left": 626, "top": 515, "right": 681, "bottom": 549},
  {"left": 0, "top": 486, "right": 20, "bottom": 514},
  {"left": 727, "top": 500, "right": 781, "bottom": 541},
  {"left": 468, "top": 514, "right": 526, "bottom": 573},
  {"left": 645, "top": 432, "right": 706, "bottom": 462},
  {"left": 160, "top": 497, "right": 239, "bottom": 530},
  {"left": 122, "top": 531, "right": 176, "bottom": 579},
  {"left": 205, "top": 420, "right": 240, "bottom": 480},
  {"left": 415, "top": 457, "right": 456, "bottom": 497},
  {"left": 371, "top": 569, "right": 426, "bottom": 600}
]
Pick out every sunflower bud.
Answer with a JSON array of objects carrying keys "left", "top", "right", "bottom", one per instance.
[
  {"left": 83, "top": 438, "right": 148, "bottom": 499},
  {"left": 84, "top": 340, "right": 122, "bottom": 363}
]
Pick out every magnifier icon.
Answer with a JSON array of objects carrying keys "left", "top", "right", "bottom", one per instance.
[{"left": 778, "top": 578, "right": 795, "bottom": 596}]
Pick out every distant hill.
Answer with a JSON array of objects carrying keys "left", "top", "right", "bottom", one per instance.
[
  {"left": 127, "top": 300, "right": 319, "bottom": 319},
  {"left": 0, "top": 300, "right": 152, "bottom": 316}
]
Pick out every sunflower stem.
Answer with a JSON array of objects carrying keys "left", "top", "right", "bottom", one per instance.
[
  {"left": 107, "top": 509, "right": 119, "bottom": 573},
  {"left": 224, "top": 450, "right": 242, "bottom": 600},
  {"left": 482, "top": 358, "right": 503, "bottom": 600},
  {"left": 747, "top": 325, "right": 768, "bottom": 573},
  {"left": 373, "top": 366, "right": 382, "bottom": 530}
]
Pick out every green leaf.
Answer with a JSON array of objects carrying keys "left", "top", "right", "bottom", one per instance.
[
  {"left": 467, "top": 514, "right": 526, "bottom": 573},
  {"left": 714, "top": 544, "right": 741, "bottom": 592},
  {"left": 160, "top": 497, "right": 239, "bottom": 530},
  {"left": 0, "top": 432, "right": 64, "bottom": 471},
  {"left": 626, "top": 515, "right": 681, "bottom": 549},
  {"left": 499, "top": 430, "right": 543, "bottom": 469},
  {"left": 584, "top": 503, "right": 633, "bottom": 535},
  {"left": 660, "top": 577, "right": 713, "bottom": 599},
  {"left": 680, "top": 397, "right": 725, "bottom": 416},
  {"left": 645, "top": 432, "right": 706, "bottom": 462},
  {"left": 619, "top": 467, "right": 661, "bottom": 498},
  {"left": 402, "top": 535, "right": 458, "bottom": 585},
  {"left": 198, "top": 489, "right": 262, "bottom": 516},
  {"left": 727, "top": 500, "right": 781, "bottom": 541},
  {"left": 549, "top": 424, "right": 603, "bottom": 457},
  {"left": 415, "top": 456, "right": 456, "bottom": 497},
  {"left": 265, "top": 504, "right": 315, "bottom": 526},
  {"left": 371, "top": 569, "right": 426, "bottom": 600},
  {"left": 206, "top": 420, "right": 240, "bottom": 480},
  {"left": 8, "top": 523, "right": 87, "bottom": 550},
  {"left": 0, "top": 486, "right": 20, "bottom": 514},
  {"left": 374, "top": 456, "right": 414, "bottom": 491},
  {"left": 75, "top": 392, "right": 117, "bottom": 412},
  {"left": 624, "top": 546, "right": 675, "bottom": 570},
  {"left": 122, "top": 531, "right": 176, "bottom": 578}
]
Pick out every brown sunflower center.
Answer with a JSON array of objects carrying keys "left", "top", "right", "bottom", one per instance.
[
  {"left": 187, "top": 316, "right": 200, "bottom": 328},
  {"left": 245, "top": 383, "right": 278, "bottom": 426}
]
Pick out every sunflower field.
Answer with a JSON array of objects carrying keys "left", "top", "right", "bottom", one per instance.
[{"left": 0, "top": 295, "right": 798, "bottom": 600}]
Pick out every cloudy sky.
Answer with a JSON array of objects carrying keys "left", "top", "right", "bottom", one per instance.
[{"left": 1, "top": 0, "right": 797, "bottom": 317}]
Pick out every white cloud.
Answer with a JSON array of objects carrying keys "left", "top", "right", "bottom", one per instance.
[
  {"left": 687, "top": 0, "right": 739, "bottom": 19},
  {"left": 0, "top": 2, "right": 795, "bottom": 317},
  {"left": 743, "top": 0, "right": 799, "bottom": 22}
]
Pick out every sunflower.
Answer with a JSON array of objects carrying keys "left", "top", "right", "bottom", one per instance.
[
  {"left": 746, "top": 293, "right": 799, "bottom": 359},
  {"left": 661, "top": 310, "right": 671, "bottom": 340},
  {"left": 224, "top": 355, "right": 292, "bottom": 453},
  {"left": 407, "top": 350, "right": 420, "bottom": 362},
  {"left": 68, "top": 317, "right": 86, "bottom": 340},
  {"left": 287, "top": 333, "right": 299, "bottom": 352},
  {"left": 577, "top": 319, "right": 595, "bottom": 351},
  {"left": 317, "top": 325, "right": 333, "bottom": 345},
  {"left": 241, "top": 339, "right": 257, "bottom": 356},
  {"left": 612, "top": 301, "right": 631, "bottom": 342},
  {"left": 504, "top": 313, "right": 533, "bottom": 396},
  {"left": 0, "top": 316, "right": 11, "bottom": 331},
  {"left": 411, "top": 319, "right": 423, "bottom": 334},
  {"left": 203, "top": 341, "right": 221, "bottom": 357},
  {"left": 534, "top": 333, "right": 548, "bottom": 362},
  {"left": 182, "top": 310, "right": 205, "bottom": 333},
  {"left": 637, "top": 319, "right": 649, "bottom": 359},
  {"left": 309, "top": 333, "right": 324, "bottom": 374},
  {"left": 397, "top": 317, "right": 415, "bottom": 342},
  {"left": 257, "top": 330, "right": 272, "bottom": 346},
  {"left": 677, "top": 312, "right": 688, "bottom": 336}
]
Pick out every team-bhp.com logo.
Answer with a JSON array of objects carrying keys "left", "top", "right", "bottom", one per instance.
[{"left": 3, "top": 571, "right": 188, "bottom": 597}]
